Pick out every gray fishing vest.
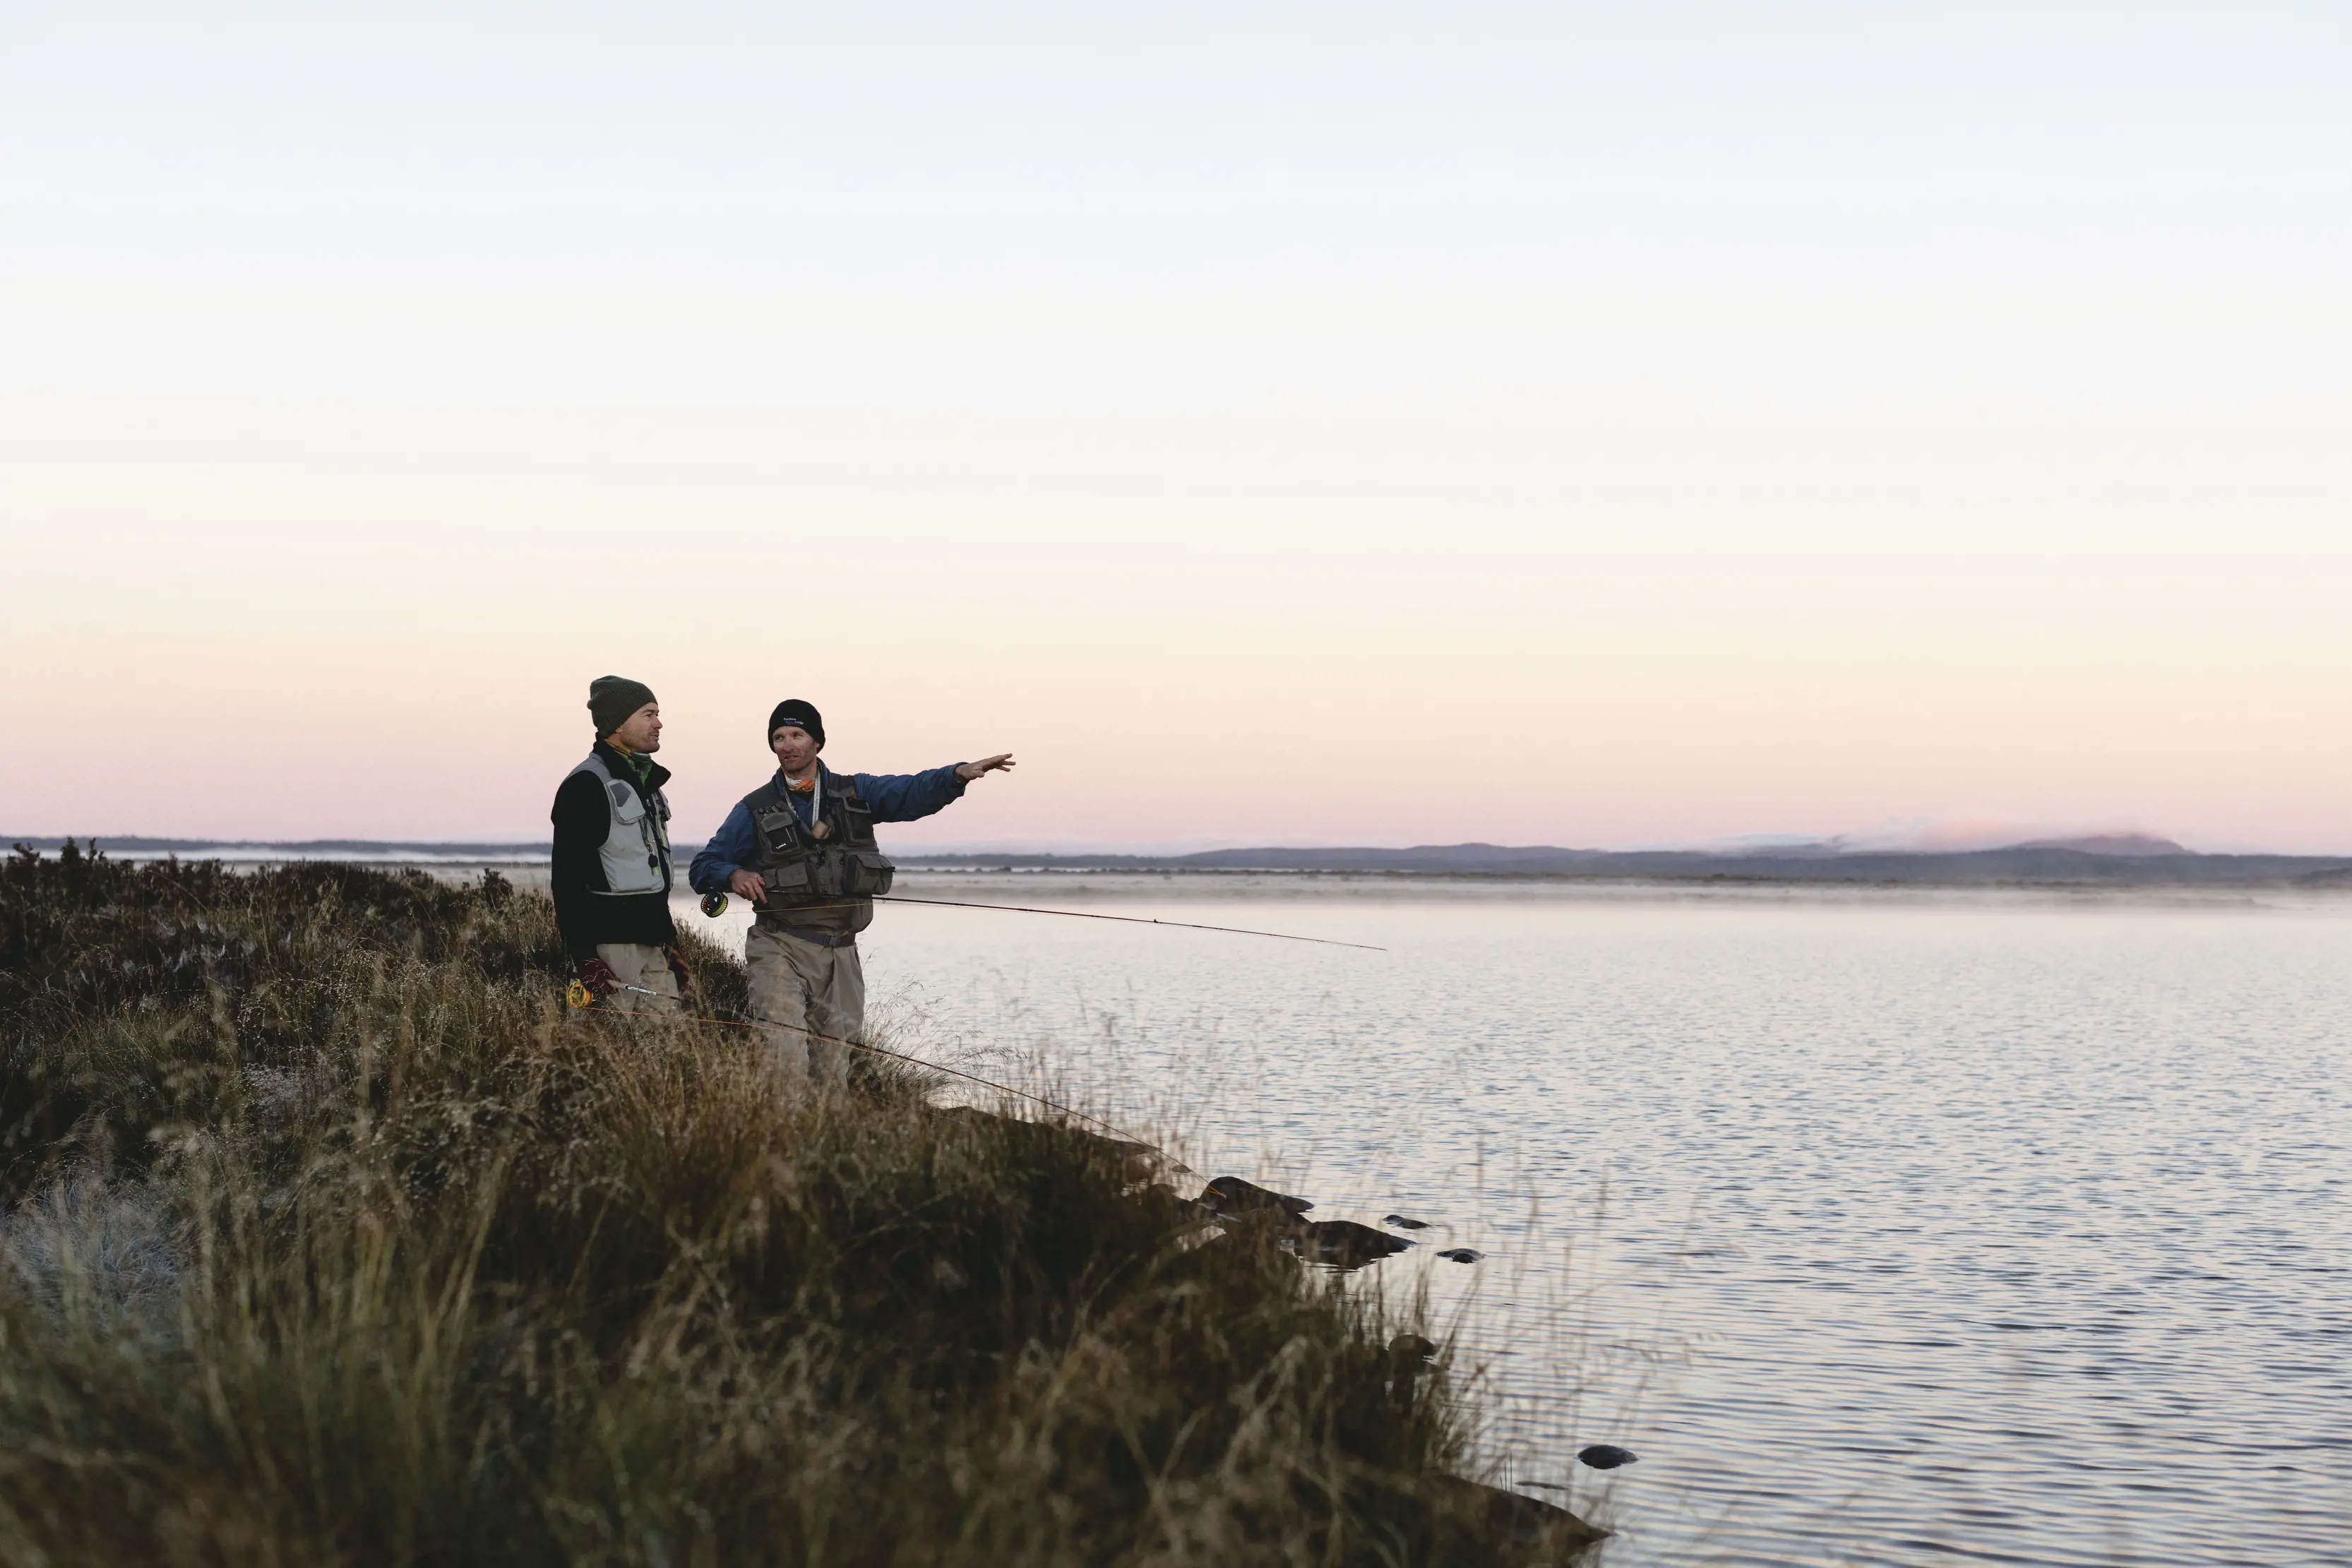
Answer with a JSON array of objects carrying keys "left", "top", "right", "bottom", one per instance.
[
  {"left": 568, "top": 751, "right": 672, "bottom": 897},
  {"left": 744, "top": 768, "right": 895, "bottom": 943}
]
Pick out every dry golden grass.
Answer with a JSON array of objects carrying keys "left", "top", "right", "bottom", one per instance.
[{"left": 0, "top": 845, "right": 1599, "bottom": 1567}]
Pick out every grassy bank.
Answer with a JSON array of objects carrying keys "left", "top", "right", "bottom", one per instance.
[{"left": 0, "top": 846, "right": 1599, "bottom": 1566}]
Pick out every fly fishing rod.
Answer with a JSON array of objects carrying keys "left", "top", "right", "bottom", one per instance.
[{"left": 694, "top": 892, "right": 1385, "bottom": 951}]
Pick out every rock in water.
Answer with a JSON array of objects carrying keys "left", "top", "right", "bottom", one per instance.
[
  {"left": 1296, "top": 1218, "right": 1414, "bottom": 1268},
  {"left": 1381, "top": 1213, "right": 1431, "bottom": 1230},
  {"left": 1435, "top": 1247, "right": 1484, "bottom": 1264},
  {"left": 1577, "top": 1444, "right": 1638, "bottom": 1471},
  {"left": 1199, "top": 1175, "right": 1313, "bottom": 1219}
]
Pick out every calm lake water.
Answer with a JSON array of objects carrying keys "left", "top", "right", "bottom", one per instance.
[{"left": 683, "top": 875, "right": 2352, "bottom": 1567}]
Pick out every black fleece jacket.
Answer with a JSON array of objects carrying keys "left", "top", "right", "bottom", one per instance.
[{"left": 549, "top": 741, "right": 679, "bottom": 961}]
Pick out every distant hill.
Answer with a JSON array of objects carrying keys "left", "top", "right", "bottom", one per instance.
[
  {"left": 898, "top": 840, "right": 2352, "bottom": 885},
  {"left": 2012, "top": 833, "right": 2187, "bottom": 856}
]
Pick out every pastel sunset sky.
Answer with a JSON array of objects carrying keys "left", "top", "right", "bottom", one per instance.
[{"left": 4, "top": 2, "right": 2346, "bottom": 852}]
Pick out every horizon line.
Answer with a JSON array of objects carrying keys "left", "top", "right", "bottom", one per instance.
[{"left": 14, "top": 833, "right": 2352, "bottom": 863}]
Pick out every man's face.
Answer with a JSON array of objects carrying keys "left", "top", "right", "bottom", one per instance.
[
  {"left": 611, "top": 702, "right": 662, "bottom": 753},
  {"left": 770, "top": 724, "right": 819, "bottom": 775}
]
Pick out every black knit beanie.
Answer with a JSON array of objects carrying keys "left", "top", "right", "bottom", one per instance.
[
  {"left": 768, "top": 699, "right": 825, "bottom": 750},
  {"left": 588, "top": 676, "right": 657, "bottom": 737}
]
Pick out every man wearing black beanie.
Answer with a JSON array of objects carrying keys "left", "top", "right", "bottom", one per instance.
[
  {"left": 689, "top": 699, "right": 1013, "bottom": 1085},
  {"left": 550, "top": 676, "right": 686, "bottom": 1014}
]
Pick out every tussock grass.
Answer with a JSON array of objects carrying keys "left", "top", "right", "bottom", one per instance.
[{"left": 0, "top": 844, "right": 1598, "bottom": 1566}]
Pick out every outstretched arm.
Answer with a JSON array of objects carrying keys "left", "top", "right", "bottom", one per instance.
[{"left": 852, "top": 754, "right": 1013, "bottom": 823}]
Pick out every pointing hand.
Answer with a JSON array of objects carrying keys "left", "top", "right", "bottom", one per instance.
[{"left": 956, "top": 754, "right": 1015, "bottom": 782}]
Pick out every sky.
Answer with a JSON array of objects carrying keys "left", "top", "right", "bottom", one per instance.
[{"left": 3, "top": 1, "right": 2347, "bottom": 853}]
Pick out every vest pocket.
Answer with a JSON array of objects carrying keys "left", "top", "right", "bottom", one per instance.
[{"left": 846, "top": 851, "right": 896, "bottom": 896}]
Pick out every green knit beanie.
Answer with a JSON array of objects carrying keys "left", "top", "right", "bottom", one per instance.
[{"left": 587, "top": 676, "right": 657, "bottom": 737}]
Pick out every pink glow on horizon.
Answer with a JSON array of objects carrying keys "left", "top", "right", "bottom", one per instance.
[{"left": 9, "top": 546, "right": 2351, "bottom": 854}]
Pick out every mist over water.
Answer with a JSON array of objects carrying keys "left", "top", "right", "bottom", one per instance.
[{"left": 685, "top": 878, "right": 2352, "bottom": 1565}]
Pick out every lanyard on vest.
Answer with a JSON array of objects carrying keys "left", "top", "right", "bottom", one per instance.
[{"left": 788, "top": 768, "right": 825, "bottom": 839}]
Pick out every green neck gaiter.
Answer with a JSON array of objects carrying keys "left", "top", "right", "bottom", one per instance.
[{"left": 608, "top": 743, "right": 655, "bottom": 788}]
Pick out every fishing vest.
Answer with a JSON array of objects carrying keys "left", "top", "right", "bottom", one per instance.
[
  {"left": 743, "top": 768, "right": 895, "bottom": 944},
  {"left": 568, "top": 750, "right": 672, "bottom": 897}
]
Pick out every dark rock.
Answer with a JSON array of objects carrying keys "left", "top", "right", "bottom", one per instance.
[
  {"left": 1199, "top": 1175, "right": 1313, "bottom": 1219},
  {"left": 1435, "top": 1247, "right": 1484, "bottom": 1264},
  {"left": 1385, "top": 1334, "right": 1438, "bottom": 1408},
  {"left": 1390, "top": 1332, "right": 1437, "bottom": 1365},
  {"left": 1381, "top": 1213, "right": 1431, "bottom": 1230},
  {"left": 1577, "top": 1444, "right": 1637, "bottom": 1471},
  {"left": 1294, "top": 1218, "right": 1414, "bottom": 1268}
]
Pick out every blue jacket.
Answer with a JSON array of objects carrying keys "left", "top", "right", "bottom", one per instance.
[{"left": 688, "top": 762, "right": 967, "bottom": 894}]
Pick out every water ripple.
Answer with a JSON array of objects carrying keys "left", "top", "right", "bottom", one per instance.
[{"left": 690, "top": 882, "right": 2352, "bottom": 1565}]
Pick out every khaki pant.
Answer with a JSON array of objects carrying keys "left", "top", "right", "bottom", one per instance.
[
  {"left": 744, "top": 925, "right": 865, "bottom": 1088},
  {"left": 595, "top": 942, "right": 681, "bottom": 1016}
]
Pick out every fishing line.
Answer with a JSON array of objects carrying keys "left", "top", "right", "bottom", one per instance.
[
  {"left": 696, "top": 892, "right": 1385, "bottom": 951},
  {"left": 566, "top": 981, "right": 1174, "bottom": 1159}
]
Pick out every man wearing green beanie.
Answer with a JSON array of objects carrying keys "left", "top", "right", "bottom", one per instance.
[{"left": 550, "top": 676, "right": 686, "bottom": 1014}]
